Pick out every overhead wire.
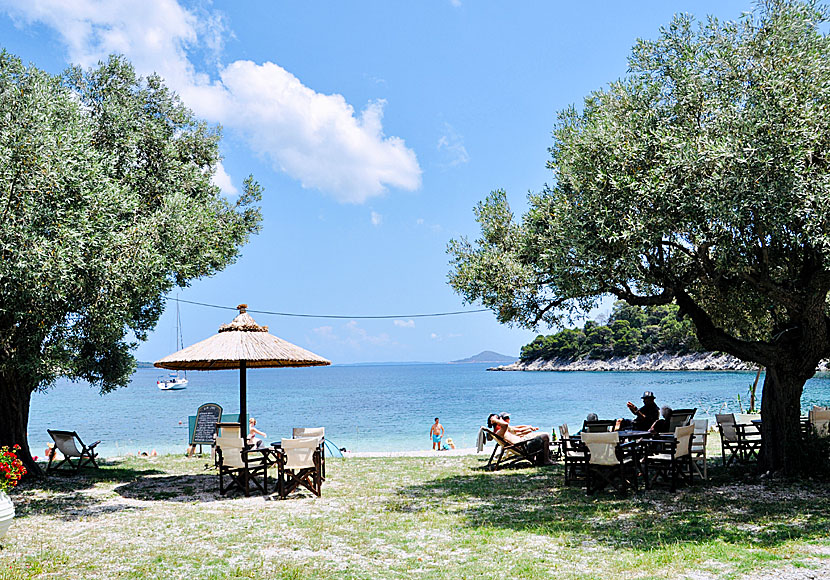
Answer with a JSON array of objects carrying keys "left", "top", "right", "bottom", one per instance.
[{"left": 164, "top": 296, "right": 490, "bottom": 320}]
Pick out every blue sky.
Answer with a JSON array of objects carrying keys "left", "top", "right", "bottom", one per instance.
[{"left": 0, "top": 0, "right": 753, "bottom": 364}]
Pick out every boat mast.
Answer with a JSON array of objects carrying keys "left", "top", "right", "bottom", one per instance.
[{"left": 176, "top": 296, "right": 186, "bottom": 379}]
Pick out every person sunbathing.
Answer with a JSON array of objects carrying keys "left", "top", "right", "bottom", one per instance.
[{"left": 488, "top": 412, "right": 554, "bottom": 466}]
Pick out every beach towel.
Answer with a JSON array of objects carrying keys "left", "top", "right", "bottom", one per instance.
[{"left": 476, "top": 427, "right": 491, "bottom": 452}]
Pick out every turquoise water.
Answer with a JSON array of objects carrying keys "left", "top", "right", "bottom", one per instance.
[{"left": 27, "top": 364, "right": 830, "bottom": 457}]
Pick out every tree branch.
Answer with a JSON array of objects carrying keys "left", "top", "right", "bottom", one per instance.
[
  {"left": 674, "top": 289, "right": 777, "bottom": 365},
  {"left": 611, "top": 286, "right": 674, "bottom": 306}
]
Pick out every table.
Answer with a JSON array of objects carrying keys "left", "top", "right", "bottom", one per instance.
[
  {"left": 572, "top": 429, "right": 650, "bottom": 440},
  {"left": 616, "top": 430, "right": 651, "bottom": 440}
]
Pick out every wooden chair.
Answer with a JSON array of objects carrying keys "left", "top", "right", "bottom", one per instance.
[
  {"left": 582, "top": 420, "right": 616, "bottom": 433},
  {"left": 293, "top": 427, "right": 326, "bottom": 479},
  {"left": 643, "top": 424, "right": 694, "bottom": 492},
  {"left": 561, "top": 435, "right": 589, "bottom": 486},
  {"left": 690, "top": 419, "right": 709, "bottom": 481},
  {"left": 716, "top": 413, "right": 743, "bottom": 467},
  {"left": 668, "top": 408, "right": 697, "bottom": 431},
  {"left": 214, "top": 422, "right": 270, "bottom": 496},
  {"left": 275, "top": 437, "right": 323, "bottom": 498},
  {"left": 581, "top": 431, "right": 639, "bottom": 495},
  {"left": 46, "top": 430, "right": 101, "bottom": 473},
  {"left": 482, "top": 427, "right": 537, "bottom": 471}
]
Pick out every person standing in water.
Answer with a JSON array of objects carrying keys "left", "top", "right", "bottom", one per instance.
[{"left": 430, "top": 417, "right": 444, "bottom": 451}]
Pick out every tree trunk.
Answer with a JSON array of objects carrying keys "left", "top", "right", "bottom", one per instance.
[
  {"left": 0, "top": 371, "right": 41, "bottom": 478},
  {"left": 759, "top": 364, "right": 807, "bottom": 475}
]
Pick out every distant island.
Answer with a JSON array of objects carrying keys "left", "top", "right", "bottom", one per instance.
[
  {"left": 136, "top": 361, "right": 155, "bottom": 369},
  {"left": 491, "top": 302, "right": 754, "bottom": 372},
  {"left": 451, "top": 350, "right": 518, "bottom": 364}
]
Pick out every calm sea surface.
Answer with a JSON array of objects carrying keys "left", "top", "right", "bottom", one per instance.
[{"left": 27, "top": 364, "right": 830, "bottom": 457}]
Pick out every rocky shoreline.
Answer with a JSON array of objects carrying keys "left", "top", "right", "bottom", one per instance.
[
  {"left": 490, "top": 352, "right": 830, "bottom": 372},
  {"left": 489, "top": 352, "right": 759, "bottom": 372}
]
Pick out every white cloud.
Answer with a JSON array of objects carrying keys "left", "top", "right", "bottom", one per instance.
[
  {"left": 314, "top": 321, "right": 391, "bottom": 349},
  {"left": 217, "top": 61, "right": 421, "bottom": 203},
  {"left": 0, "top": 0, "right": 422, "bottom": 204},
  {"left": 450, "top": 0, "right": 462, "bottom": 7},
  {"left": 344, "top": 321, "right": 391, "bottom": 348},
  {"left": 416, "top": 217, "right": 443, "bottom": 233},
  {"left": 211, "top": 161, "right": 238, "bottom": 195},
  {"left": 313, "top": 325, "right": 336, "bottom": 339},
  {"left": 437, "top": 123, "right": 470, "bottom": 167},
  {"left": 393, "top": 319, "right": 415, "bottom": 328},
  {"left": 429, "top": 332, "right": 461, "bottom": 341},
  {"left": 371, "top": 211, "right": 382, "bottom": 226}
]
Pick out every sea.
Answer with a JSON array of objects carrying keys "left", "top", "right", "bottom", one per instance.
[{"left": 27, "top": 364, "right": 830, "bottom": 458}]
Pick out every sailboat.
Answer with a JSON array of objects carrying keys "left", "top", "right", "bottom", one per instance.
[
  {"left": 158, "top": 298, "right": 188, "bottom": 391},
  {"left": 157, "top": 372, "right": 188, "bottom": 391}
]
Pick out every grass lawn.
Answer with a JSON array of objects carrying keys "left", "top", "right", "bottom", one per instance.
[{"left": 2, "top": 450, "right": 829, "bottom": 579}]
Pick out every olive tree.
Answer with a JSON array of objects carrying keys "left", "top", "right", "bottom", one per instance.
[
  {"left": 449, "top": 1, "right": 830, "bottom": 474},
  {"left": 0, "top": 52, "right": 262, "bottom": 476}
]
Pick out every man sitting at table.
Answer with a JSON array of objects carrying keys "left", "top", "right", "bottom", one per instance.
[
  {"left": 625, "top": 391, "right": 660, "bottom": 431},
  {"left": 487, "top": 412, "right": 554, "bottom": 466},
  {"left": 648, "top": 406, "right": 673, "bottom": 434}
]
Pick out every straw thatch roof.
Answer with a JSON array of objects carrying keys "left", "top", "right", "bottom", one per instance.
[{"left": 154, "top": 304, "right": 331, "bottom": 370}]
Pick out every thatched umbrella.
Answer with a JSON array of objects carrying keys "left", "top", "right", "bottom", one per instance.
[{"left": 154, "top": 304, "right": 331, "bottom": 436}]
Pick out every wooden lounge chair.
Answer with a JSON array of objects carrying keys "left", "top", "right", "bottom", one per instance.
[
  {"left": 581, "top": 431, "right": 638, "bottom": 495},
  {"left": 690, "top": 419, "right": 709, "bottom": 481},
  {"left": 293, "top": 427, "right": 326, "bottom": 479},
  {"left": 642, "top": 424, "right": 694, "bottom": 492},
  {"left": 668, "top": 408, "right": 697, "bottom": 431},
  {"left": 214, "top": 422, "right": 270, "bottom": 496},
  {"left": 275, "top": 437, "right": 323, "bottom": 498},
  {"left": 46, "top": 430, "right": 101, "bottom": 473},
  {"left": 482, "top": 427, "right": 536, "bottom": 471}
]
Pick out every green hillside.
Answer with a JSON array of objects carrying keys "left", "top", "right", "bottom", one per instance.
[{"left": 520, "top": 302, "right": 702, "bottom": 362}]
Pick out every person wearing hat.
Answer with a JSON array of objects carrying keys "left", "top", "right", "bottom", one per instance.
[
  {"left": 627, "top": 391, "right": 660, "bottom": 431},
  {"left": 487, "top": 412, "right": 554, "bottom": 466}
]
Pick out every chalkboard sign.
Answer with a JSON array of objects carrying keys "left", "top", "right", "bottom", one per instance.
[{"left": 190, "top": 403, "right": 223, "bottom": 445}]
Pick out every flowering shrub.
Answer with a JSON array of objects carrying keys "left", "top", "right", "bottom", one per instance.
[{"left": 0, "top": 445, "right": 26, "bottom": 493}]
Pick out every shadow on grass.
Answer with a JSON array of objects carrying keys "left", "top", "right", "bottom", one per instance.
[
  {"left": 392, "top": 458, "right": 830, "bottom": 550},
  {"left": 115, "top": 473, "right": 230, "bottom": 503},
  {"left": 14, "top": 461, "right": 165, "bottom": 520},
  {"left": 19, "top": 461, "right": 165, "bottom": 492}
]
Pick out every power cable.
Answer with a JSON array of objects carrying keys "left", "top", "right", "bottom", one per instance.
[{"left": 164, "top": 296, "right": 490, "bottom": 320}]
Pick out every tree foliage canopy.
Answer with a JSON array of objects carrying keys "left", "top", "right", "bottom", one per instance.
[
  {"left": 0, "top": 51, "right": 262, "bottom": 473},
  {"left": 450, "top": 0, "right": 830, "bottom": 369},
  {"left": 448, "top": 1, "right": 830, "bottom": 473}
]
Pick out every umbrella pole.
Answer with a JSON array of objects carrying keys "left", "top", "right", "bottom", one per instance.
[{"left": 240, "top": 360, "right": 247, "bottom": 438}]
